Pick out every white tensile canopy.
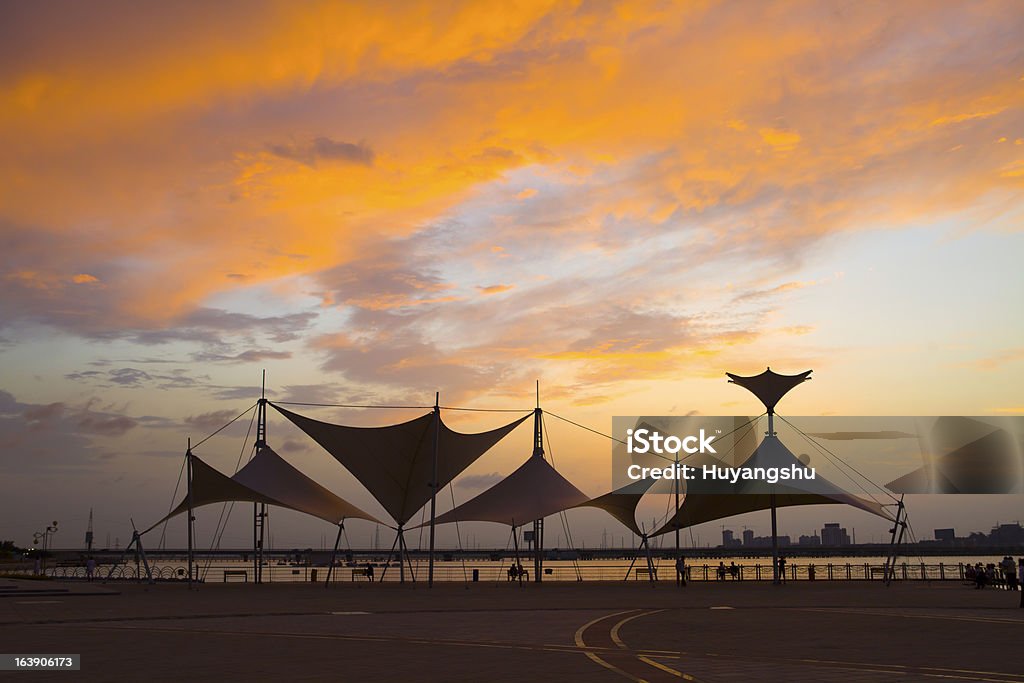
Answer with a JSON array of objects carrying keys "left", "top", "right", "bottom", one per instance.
[
  {"left": 428, "top": 456, "right": 589, "bottom": 528},
  {"left": 143, "top": 447, "right": 380, "bottom": 534},
  {"left": 651, "top": 436, "right": 893, "bottom": 537},
  {"left": 232, "top": 445, "right": 383, "bottom": 525},
  {"left": 579, "top": 448, "right": 724, "bottom": 537},
  {"left": 574, "top": 478, "right": 656, "bottom": 537},
  {"left": 272, "top": 404, "right": 531, "bottom": 526}
]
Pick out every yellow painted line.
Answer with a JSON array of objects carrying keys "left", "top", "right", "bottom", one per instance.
[
  {"left": 796, "top": 606, "right": 1024, "bottom": 626},
  {"left": 609, "top": 610, "right": 660, "bottom": 649},
  {"left": 82, "top": 621, "right": 684, "bottom": 659},
  {"left": 609, "top": 609, "right": 703, "bottom": 682},
  {"left": 573, "top": 610, "right": 650, "bottom": 683},
  {"left": 797, "top": 657, "right": 1024, "bottom": 681},
  {"left": 799, "top": 661, "right": 1020, "bottom": 682},
  {"left": 638, "top": 656, "right": 689, "bottom": 679}
]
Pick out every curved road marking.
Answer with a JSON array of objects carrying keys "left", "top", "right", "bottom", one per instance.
[
  {"left": 574, "top": 610, "right": 651, "bottom": 683},
  {"left": 82, "top": 620, "right": 1022, "bottom": 681},
  {"left": 609, "top": 610, "right": 701, "bottom": 682},
  {"left": 608, "top": 610, "right": 657, "bottom": 649}
]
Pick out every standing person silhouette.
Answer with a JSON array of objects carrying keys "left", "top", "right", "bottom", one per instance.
[
  {"left": 1019, "top": 558, "right": 1023, "bottom": 608},
  {"left": 675, "top": 556, "right": 686, "bottom": 587},
  {"left": 778, "top": 556, "right": 787, "bottom": 584},
  {"left": 1002, "top": 556, "right": 1016, "bottom": 592}
]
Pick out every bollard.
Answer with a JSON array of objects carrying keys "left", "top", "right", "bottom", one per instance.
[
  {"left": 311, "top": 568, "right": 317, "bottom": 583},
  {"left": 473, "top": 568, "right": 479, "bottom": 582}
]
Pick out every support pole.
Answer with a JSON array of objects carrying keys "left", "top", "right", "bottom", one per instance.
[
  {"left": 104, "top": 524, "right": 145, "bottom": 583},
  {"left": 770, "top": 493, "right": 779, "bottom": 584},
  {"left": 512, "top": 523, "right": 523, "bottom": 586},
  {"left": 399, "top": 526, "right": 406, "bottom": 583},
  {"left": 378, "top": 531, "right": 401, "bottom": 582},
  {"left": 186, "top": 439, "right": 194, "bottom": 589},
  {"left": 400, "top": 531, "right": 416, "bottom": 581},
  {"left": 252, "top": 505, "right": 260, "bottom": 585},
  {"left": 623, "top": 537, "right": 642, "bottom": 581},
  {"left": 325, "top": 522, "right": 344, "bottom": 587},
  {"left": 254, "top": 371, "right": 268, "bottom": 585},
  {"left": 767, "top": 410, "right": 781, "bottom": 585},
  {"left": 674, "top": 452, "right": 681, "bottom": 555},
  {"left": 428, "top": 392, "right": 440, "bottom": 587},
  {"left": 883, "top": 496, "right": 906, "bottom": 586},
  {"left": 532, "top": 383, "right": 545, "bottom": 583},
  {"left": 643, "top": 535, "right": 656, "bottom": 585},
  {"left": 134, "top": 528, "right": 153, "bottom": 584}
]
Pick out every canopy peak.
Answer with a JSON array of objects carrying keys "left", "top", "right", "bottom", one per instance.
[{"left": 726, "top": 367, "right": 812, "bottom": 413}]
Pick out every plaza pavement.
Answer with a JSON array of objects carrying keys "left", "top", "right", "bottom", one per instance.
[{"left": 1, "top": 578, "right": 1021, "bottom": 682}]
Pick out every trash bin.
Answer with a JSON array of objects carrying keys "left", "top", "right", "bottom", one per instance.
[
  {"left": 311, "top": 568, "right": 318, "bottom": 583},
  {"left": 472, "top": 568, "right": 479, "bottom": 582}
]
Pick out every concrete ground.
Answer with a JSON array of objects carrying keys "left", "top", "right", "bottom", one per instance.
[{"left": 1, "top": 578, "right": 1021, "bottom": 682}]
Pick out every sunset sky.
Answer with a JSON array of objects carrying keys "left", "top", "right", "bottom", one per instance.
[{"left": 2, "top": 1, "right": 1022, "bottom": 550}]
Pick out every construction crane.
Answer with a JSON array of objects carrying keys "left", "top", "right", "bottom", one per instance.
[{"left": 84, "top": 508, "right": 94, "bottom": 551}]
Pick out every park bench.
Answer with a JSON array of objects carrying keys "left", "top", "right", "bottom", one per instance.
[
  {"left": 635, "top": 568, "right": 658, "bottom": 580},
  {"left": 223, "top": 570, "right": 247, "bottom": 582}
]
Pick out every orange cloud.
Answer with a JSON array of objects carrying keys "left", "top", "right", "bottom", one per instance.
[
  {"left": 758, "top": 127, "right": 802, "bottom": 152},
  {"left": 476, "top": 284, "right": 515, "bottom": 295},
  {"left": 0, "top": 0, "right": 1021, "bottom": 355}
]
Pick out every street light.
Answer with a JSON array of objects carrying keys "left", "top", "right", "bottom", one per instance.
[{"left": 32, "top": 521, "right": 58, "bottom": 574}]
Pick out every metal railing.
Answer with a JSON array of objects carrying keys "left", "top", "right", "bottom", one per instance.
[{"left": 2, "top": 560, "right": 1001, "bottom": 584}]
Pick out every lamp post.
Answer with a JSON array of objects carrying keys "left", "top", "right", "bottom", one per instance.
[{"left": 32, "top": 521, "right": 59, "bottom": 575}]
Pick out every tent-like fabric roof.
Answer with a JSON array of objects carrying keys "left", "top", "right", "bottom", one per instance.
[
  {"left": 650, "top": 436, "right": 892, "bottom": 537},
  {"left": 726, "top": 368, "right": 811, "bottom": 412},
  {"left": 143, "top": 454, "right": 282, "bottom": 534},
  {"left": 574, "top": 478, "right": 656, "bottom": 537},
  {"left": 582, "top": 449, "right": 729, "bottom": 537},
  {"left": 584, "top": 417, "right": 747, "bottom": 537},
  {"left": 143, "top": 448, "right": 381, "bottom": 535},
  {"left": 233, "top": 446, "right": 383, "bottom": 525},
  {"left": 272, "top": 404, "right": 531, "bottom": 526},
  {"left": 428, "top": 456, "right": 589, "bottom": 527}
]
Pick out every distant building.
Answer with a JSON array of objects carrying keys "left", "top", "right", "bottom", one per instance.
[
  {"left": 934, "top": 528, "right": 955, "bottom": 542},
  {"left": 745, "top": 535, "right": 790, "bottom": 548},
  {"left": 989, "top": 522, "right": 1024, "bottom": 545},
  {"left": 798, "top": 534, "right": 821, "bottom": 546},
  {"left": 720, "top": 529, "right": 741, "bottom": 548},
  {"left": 820, "top": 523, "right": 850, "bottom": 546},
  {"left": 742, "top": 529, "right": 754, "bottom": 546}
]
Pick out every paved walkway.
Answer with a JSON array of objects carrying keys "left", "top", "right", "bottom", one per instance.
[{"left": 1, "top": 580, "right": 1021, "bottom": 681}]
